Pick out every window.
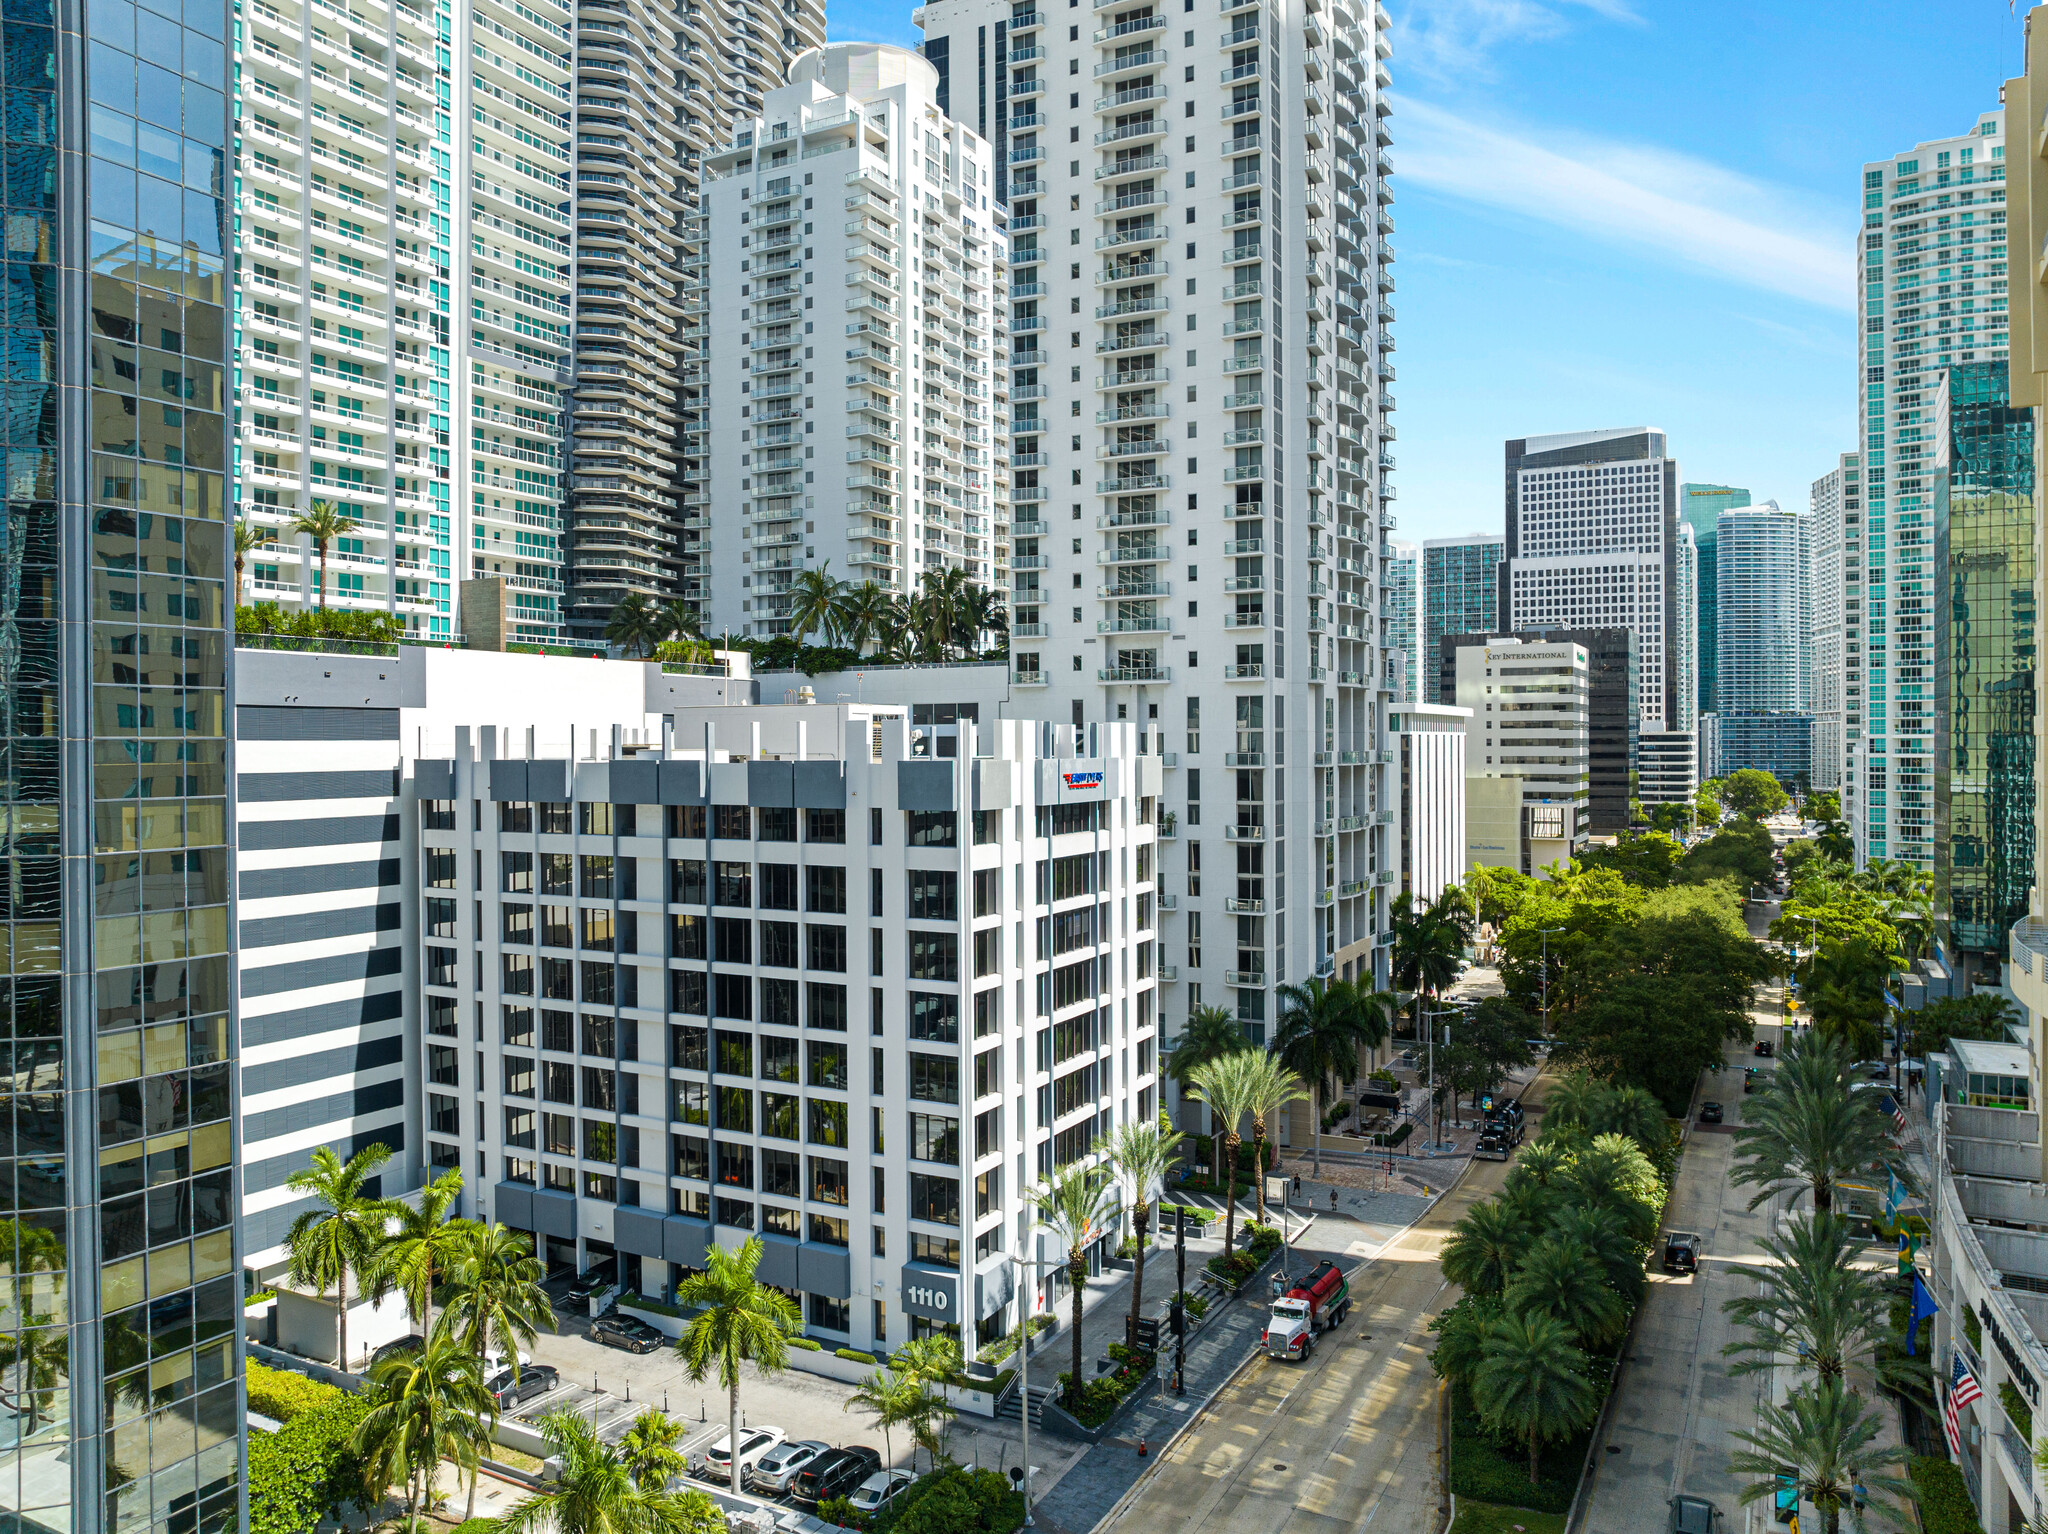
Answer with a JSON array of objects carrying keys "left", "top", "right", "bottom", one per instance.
[
  {"left": 672, "top": 913, "right": 707, "bottom": 959},
  {"left": 976, "top": 1167, "right": 1000, "bottom": 1218},
  {"left": 808, "top": 1293, "right": 850, "bottom": 1331},
  {"left": 671, "top": 1080, "right": 708, "bottom": 1126},
  {"left": 716, "top": 1029, "right": 753, "bottom": 1077},
  {"left": 543, "top": 1113, "right": 574, "bottom": 1155},
  {"left": 717, "top": 1086, "right": 754, "bottom": 1132},
  {"left": 809, "top": 1214, "right": 850, "bottom": 1249},
  {"left": 762, "top": 1146, "right": 801, "bottom": 1197},
  {"left": 581, "top": 906, "right": 614, "bottom": 952},
  {"left": 871, "top": 807, "right": 884, "bottom": 845},
  {"left": 714, "top": 972, "right": 752, "bottom": 1019},
  {"left": 910, "top": 1054, "right": 960, "bottom": 1104},
  {"left": 974, "top": 1045, "right": 1002, "bottom": 1100},
  {"left": 500, "top": 801, "right": 532, "bottom": 833},
  {"left": 909, "top": 993, "right": 959, "bottom": 1044},
  {"left": 580, "top": 961, "right": 614, "bottom": 1006},
  {"left": 910, "top": 1173, "right": 961, "bottom": 1226},
  {"left": 716, "top": 1196, "right": 754, "bottom": 1229},
  {"left": 974, "top": 809, "right": 1001, "bottom": 845},
  {"left": 975, "top": 1107, "right": 1001, "bottom": 1159},
  {"left": 714, "top": 862, "right": 752, "bottom": 906},
  {"left": 669, "top": 805, "right": 707, "bottom": 839},
  {"left": 906, "top": 811, "right": 957, "bottom": 847},
  {"left": 673, "top": 1135, "right": 710, "bottom": 1180},
  {"left": 808, "top": 1098, "right": 849, "bottom": 1147},
  {"left": 671, "top": 859, "right": 707, "bottom": 904},
  {"left": 498, "top": 851, "right": 530, "bottom": 892},
  {"left": 907, "top": 870, "right": 958, "bottom": 921},
  {"left": 428, "top": 1045, "right": 458, "bottom": 1086},
  {"left": 807, "top": 1039, "right": 848, "bottom": 1089},
  {"left": 501, "top": 953, "right": 533, "bottom": 995},
  {"left": 424, "top": 897, "right": 457, "bottom": 938},
  {"left": 714, "top": 805, "right": 751, "bottom": 840},
  {"left": 910, "top": 1231, "right": 960, "bottom": 1267},
  {"left": 872, "top": 869, "right": 884, "bottom": 917},
  {"left": 541, "top": 905, "right": 572, "bottom": 948},
  {"left": 757, "top": 807, "right": 796, "bottom": 841},
  {"left": 805, "top": 866, "right": 846, "bottom": 914},
  {"left": 422, "top": 800, "right": 456, "bottom": 831},
  {"left": 909, "top": 1113, "right": 959, "bottom": 1164},
  {"left": 541, "top": 852, "right": 572, "bottom": 896},
  {"left": 908, "top": 932, "right": 959, "bottom": 981},
  {"left": 504, "top": 1006, "right": 535, "bottom": 1047},
  {"left": 717, "top": 1141, "right": 753, "bottom": 1188},
  {"left": 715, "top": 917, "right": 753, "bottom": 964},
  {"left": 505, "top": 1106, "right": 536, "bottom": 1148},
  {"left": 974, "top": 989, "right": 999, "bottom": 1038},
  {"left": 538, "top": 802, "right": 571, "bottom": 834},
  {"left": 806, "top": 809, "right": 845, "bottom": 843},
  {"left": 504, "top": 1056, "right": 534, "bottom": 1097},
  {"left": 583, "top": 1119, "right": 617, "bottom": 1163},
  {"left": 759, "top": 863, "right": 798, "bottom": 911},
  {"left": 1052, "top": 854, "right": 1095, "bottom": 901},
  {"left": 578, "top": 801, "right": 614, "bottom": 836},
  {"left": 542, "top": 1061, "right": 574, "bottom": 1103},
  {"left": 582, "top": 1066, "right": 617, "bottom": 1111},
  {"left": 501, "top": 903, "right": 533, "bottom": 944},
  {"left": 581, "top": 1015, "right": 615, "bottom": 1058},
  {"left": 975, "top": 927, "right": 1001, "bottom": 977},
  {"left": 761, "top": 1092, "right": 799, "bottom": 1140},
  {"left": 762, "top": 1204, "right": 801, "bottom": 1238},
  {"left": 807, "top": 924, "right": 848, "bottom": 972},
  {"left": 579, "top": 856, "right": 614, "bottom": 898},
  {"left": 973, "top": 868, "right": 999, "bottom": 917},
  {"left": 670, "top": 1023, "right": 709, "bottom": 1071},
  {"left": 809, "top": 1155, "right": 849, "bottom": 1206},
  {"left": 760, "top": 1033, "right": 799, "bottom": 1083}
]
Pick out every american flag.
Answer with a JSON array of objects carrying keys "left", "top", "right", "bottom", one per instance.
[
  {"left": 1884, "top": 1094, "right": 1907, "bottom": 1132},
  {"left": 1945, "top": 1352, "right": 1982, "bottom": 1458}
]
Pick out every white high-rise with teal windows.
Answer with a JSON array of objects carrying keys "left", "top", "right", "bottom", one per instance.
[
  {"left": 1388, "top": 541, "right": 1418, "bottom": 702},
  {"left": 1853, "top": 111, "right": 2008, "bottom": 867}
]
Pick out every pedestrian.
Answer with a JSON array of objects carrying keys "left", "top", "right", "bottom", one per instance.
[
  {"left": 1330, "top": 1187, "right": 1338, "bottom": 1211},
  {"left": 1291, "top": 1172, "right": 1301, "bottom": 1200}
]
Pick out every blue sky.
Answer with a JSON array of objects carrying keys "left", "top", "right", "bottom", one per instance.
[{"left": 824, "top": 0, "right": 2029, "bottom": 541}]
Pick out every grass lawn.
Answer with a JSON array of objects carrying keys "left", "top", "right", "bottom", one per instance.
[
  {"left": 486, "top": 1444, "right": 543, "bottom": 1473},
  {"left": 1450, "top": 1502, "right": 1569, "bottom": 1534}
]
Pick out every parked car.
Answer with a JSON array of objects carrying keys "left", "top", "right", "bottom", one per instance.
[
  {"left": 369, "top": 1336, "right": 423, "bottom": 1371},
  {"left": 484, "top": 1363, "right": 560, "bottom": 1409},
  {"left": 696, "top": 1426, "right": 785, "bottom": 1483},
  {"left": 789, "top": 1446, "right": 882, "bottom": 1510},
  {"left": 589, "top": 1314, "right": 663, "bottom": 1354},
  {"left": 749, "top": 1439, "right": 830, "bottom": 1496},
  {"left": 1662, "top": 1231, "right": 1702, "bottom": 1275},
  {"left": 1669, "top": 1493, "right": 1720, "bottom": 1532},
  {"left": 847, "top": 1469, "right": 917, "bottom": 1515},
  {"left": 1699, "top": 1101, "right": 1723, "bottom": 1124},
  {"left": 565, "top": 1268, "right": 613, "bottom": 1307}
]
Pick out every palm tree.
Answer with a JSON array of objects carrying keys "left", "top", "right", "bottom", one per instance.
[
  {"left": 1563, "top": 1133, "right": 1663, "bottom": 1243},
  {"left": 1473, "top": 1309, "right": 1599, "bottom": 1486},
  {"left": 1184, "top": 1050, "right": 1260, "bottom": 1254},
  {"left": 788, "top": 563, "right": 846, "bottom": 647},
  {"left": 1390, "top": 888, "right": 1473, "bottom": 1040},
  {"left": 1504, "top": 1237, "right": 1627, "bottom": 1347},
  {"left": 919, "top": 567, "right": 971, "bottom": 656},
  {"left": 1732, "top": 1038, "right": 1905, "bottom": 1215},
  {"left": 888, "top": 1336, "right": 967, "bottom": 1466},
  {"left": 1596, "top": 1084, "right": 1669, "bottom": 1152},
  {"left": 1722, "top": 1213, "right": 1886, "bottom": 1384},
  {"left": 616, "top": 1408, "right": 688, "bottom": 1491},
  {"left": 1164, "top": 1004, "right": 1248, "bottom": 1157},
  {"left": 1242, "top": 1053, "right": 1310, "bottom": 1230},
  {"left": 1800, "top": 937, "right": 1893, "bottom": 1060},
  {"left": 351, "top": 1332, "right": 492, "bottom": 1531},
  {"left": 1547, "top": 1203, "right": 1647, "bottom": 1309},
  {"left": 284, "top": 1142, "right": 397, "bottom": 1371},
  {"left": 605, "top": 591, "right": 666, "bottom": 657},
  {"left": 1272, "top": 977, "right": 1391, "bottom": 1174},
  {"left": 1105, "top": 1119, "right": 1186, "bottom": 1351},
  {"left": 438, "top": 1220, "right": 557, "bottom": 1520},
  {"left": 291, "top": 500, "right": 357, "bottom": 611},
  {"left": 497, "top": 1410, "right": 693, "bottom": 1534},
  {"left": 1028, "top": 1163, "right": 1122, "bottom": 1410},
  {"left": 1729, "top": 1382, "right": 1911, "bottom": 1534},
  {"left": 234, "top": 518, "right": 265, "bottom": 607},
  {"left": 370, "top": 1167, "right": 472, "bottom": 1339},
  {"left": 1439, "top": 1200, "right": 1526, "bottom": 1298},
  {"left": 674, "top": 1237, "right": 801, "bottom": 1496},
  {"left": 833, "top": 580, "right": 895, "bottom": 656},
  {"left": 845, "top": 1364, "right": 925, "bottom": 1471},
  {"left": 1536, "top": 1072, "right": 1606, "bottom": 1133}
]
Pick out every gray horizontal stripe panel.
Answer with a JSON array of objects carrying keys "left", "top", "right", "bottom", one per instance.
[
  {"left": 243, "top": 945, "right": 404, "bottom": 1001},
  {"left": 243, "top": 1079, "right": 407, "bottom": 1144},
  {"left": 244, "top": 1033, "right": 404, "bottom": 1098},
  {"left": 240, "top": 814, "right": 401, "bottom": 852},
  {"left": 240, "top": 988, "right": 404, "bottom": 1048},
  {"left": 237, "top": 706, "right": 401, "bottom": 742},
  {"left": 237, "top": 769, "right": 400, "bottom": 803},
  {"left": 239, "top": 858, "right": 402, "bottom": 902},
  {"left": 244, "top": 1120, "right": 407, "bottom": 1196},
  {"left": 240, "top": 903, "right": 402, "bottom": 950}
]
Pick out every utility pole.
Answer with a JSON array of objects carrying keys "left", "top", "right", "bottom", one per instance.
[{"left": 1173, "top": 1204, "right": 1188, "bottom": 1395}]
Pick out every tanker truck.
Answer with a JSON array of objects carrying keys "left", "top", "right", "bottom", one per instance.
[{"left": 1260, "top": 1260, "right": 1350, "bottom": 1360}]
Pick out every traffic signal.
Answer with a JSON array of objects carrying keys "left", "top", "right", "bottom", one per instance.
[{"left": 1167, "top": 1302, "right": 1185, "bottom": 1338}]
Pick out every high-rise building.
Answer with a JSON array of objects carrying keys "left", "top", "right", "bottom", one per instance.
[
  {"left": 1671, "top": 519, "right": 1698, "bottom": 757},
  {"left": 696, "top": 45, "right": 1006, "bottom": 638},
  {"left": 564, "top": 0, "right": 825, "bottom": 637},
  {"left": 1679, "top": 481, "right": 1749, "bottom": 715},
  {"left": 235, "top": 0, "right": 576, "bottom": 645},
  {"left": 1808, "top": 454, "right": 1859, "bottom": 792},
  {"left": 1713, "top": 501, "right": 1812, "bottom": 787},
  {"left": 1499, "top": 428, "right": 1694, "bottom": 803},
  {"left": 1454, "top": 637, "right": 1590, "bottom": 875},
  {"left": 1387, "top": 541, "right": 1418, "bottom": 702},
  {"left": 913, "top": 0, "right": 1402, "bottom": 1004},
  {"left": 1853, "top": 109, "right": 2008, "bottom": 869},
  {"left": 1934, "top": 362, "right": 2036, "bottom": 968},
  {"left": 52, "top": 0, "right": 245, "bottom": 1512},
  {"left": 1421, "top": 533, "right": 1501, "bottom": 662}
]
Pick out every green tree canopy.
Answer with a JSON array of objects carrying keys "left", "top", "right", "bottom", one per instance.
[
  {"left": 1907, "top": 991, "right": 2018, "bottom": 1057},
  {"left": 1721, "top": 768, "right": 1792, "bottom": 820}
]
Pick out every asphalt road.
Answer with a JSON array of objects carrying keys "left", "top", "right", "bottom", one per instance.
[{"left": 1101, "top": 1068, "right": 1560, "bottom": 1534}]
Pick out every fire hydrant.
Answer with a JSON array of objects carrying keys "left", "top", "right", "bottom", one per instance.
[{"left": 1138, "top": 1436, "right": 1148, "bottom": 1458}]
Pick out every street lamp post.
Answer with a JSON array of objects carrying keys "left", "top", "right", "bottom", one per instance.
[
  {"left": 1006, "top": 1250, "right": 1068, "bottom": 1528},
  {"left": 1420, "top": 1002, "right": 1468, "bottom": 1152},
  {"left": 1535, "top": 926, "right": 1565, "bottom": 1038}
]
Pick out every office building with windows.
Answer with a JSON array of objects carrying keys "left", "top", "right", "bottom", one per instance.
[
  {"left": 1679, "top": 481, "right": 1747, "bottom": 715},
  {"left": 1421, "top": 533, "right": 1500, "bottom": 667},
  {"left": 1500, "top": 428, "right": 1693, "bottom": 803},
  {"left": 1454, "top": 638, "right": 1590, "bottom": 875},
  {"left": 1933, "top": 363, "right": 2035, "bottom": 969},
  {"left": 914, "top": 0, "right": 1403, "bottom": 1008},
  {"left": 694, "top": 44, "right": 1007, "bottom": 636},
  {"left": 1853, "top": 109, "right": 2008, "bottom": 869},
  {"left": 415, "top": 704, "right": 1160, "bottom": 1355},
  {"left": 1808, "top": 455, "right": 1858, "bottom": 792},
  {"left": 39, "top": 0, "right": 245, "bottom": 1511},
  {"left": 1387, "top": 540, "right": 1417, "bottom": 702}
]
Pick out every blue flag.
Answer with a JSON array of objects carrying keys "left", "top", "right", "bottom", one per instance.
[
  {"left": 1884, "top": 987, "right": 1903, "bottom": 1009},
  {"left": 1908, "top": 1271, "right": 1938, "bottom": 1355}
]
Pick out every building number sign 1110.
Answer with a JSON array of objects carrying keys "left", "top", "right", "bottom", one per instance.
[{"left": 906, "top": 1284, "right": 950, "bottom": 1312}]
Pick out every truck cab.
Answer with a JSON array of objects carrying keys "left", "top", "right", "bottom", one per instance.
[
  {"left": 1261, "top": 1260, "right": 1350, "bottom": 1360},
  {"left": 1264, "top": 1297, "right": 1317, "bottom": 1359}
]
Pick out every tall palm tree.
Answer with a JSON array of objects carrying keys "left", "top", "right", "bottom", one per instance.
[
  {"left": 616, "top": 1408, "right": 688, "bottom": 1491},
  {"left": 1732, "top": 1038, "right": 1905, "bottom": 1215},
  {"left": 1390, "top": 888, "right": 1473, "bottom": 1040},
  {"left": 1105, "top": 1119, "right": 1185, "bottom": 1350},
  {"left": 674, "top": 1237, "right": 801, "bottom": 1496},
  {"left": 1439, "top": 1199, "right": 1526, "bottom": 1298},
  {"left": 919, "top": 566, "right": 971, "bottom": 656},
  {"left": 1722, "top": 1213, "right": 1887, "bottom": 1384},
  {"left": 1536, "top": 1072, "right": 1607, "bottom": 1134},
  {"left": 1729, "top": 1382, "right": 1911, "bottom": 1534},
  {"left": 291, "top": 500, "right": 357, "bottom": 612},
  {"left": 1473, "top": 1309, "right": 1599, "bottom": 1486},
  {"left": 1504, "top": 1236, "right": 1627, "bottom": 1347},
  {"left": 844, "top": 1364, "right": 925, "bottom": 1471},
  {"left": 370, "top": 1167, "right": 472, "bottom": 1339},
  {"left": 1164, "top": 1005, "right": 1248, "bottom": 1158},
  {"left": 497, "top": 1410, "right": 695, "bottom": 1534},
  {"left": 1596, "top": 1084, "right": 1670, "bottom": 1152},
  {"left": 234, "top": 518, "right": 265, "bottom": 607},
  {"left": 351, "top": 1332, "right": 492, "bottom": 1531},
  {"left": 1184, "top": 1050, "right": 1260, "bottom": 1254},
  {"left": 438, "top": 1221, "right": 557, "bottom": 1366},
  {"left": 605, "top": 591, "right": 666, "bottom": 657},
  {"left": 833, "top": 580, "right": 895, "bottom": 656},
  {"left": 1272, "top": 977, "right": 1391, "bottom": 1174},
  {"left": 284, "top": 1142, "right": 397, "bottom": 1371},
  {"left": 1028, "top": 1163, "right": 1121, "bottom": 1410},
  {"left": 1800, "top": 937, "right": 1893, "bottom": 1060},
  {"left": 1547, "top": 1203, "right": 1647, "bottom": 1309},
  {"left": 1242, "top": 1053, "right": 1310, "bottom": 1230},
  {"left": 788, "top": 563, "right": 846, "bottom": 647},
  {"left": 888, "top": 1336, "right": 967, "bottom": 1467}
]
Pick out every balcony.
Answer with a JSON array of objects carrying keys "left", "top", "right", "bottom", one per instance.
[
  {"left": 1095, "top": 49, "right": 1166, "bottom": 79},
  {"left": 1096, "top": 618, "right": 1172, "bottom": 634},
  {"left": 1097, "top": 153, "right": 1170, "bottom": 181},
  {"left": 1224, "top": 897, "right": 1265, "bottom": 914},
  {"left": 1223, "top": 664, "right": 1264, "bottom": 680},
  {"left": 1098, "top": 666, "right": 1169, "bottom": 682},
  {"left": 1224, "top": 824, "right": 1264, "bottom": 842},
  {"left": 1225, "top": 969, "right": 1265, "bottom": 986}
]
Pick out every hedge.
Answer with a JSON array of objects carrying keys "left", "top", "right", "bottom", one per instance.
[
  {"left": 788, "top": 1336, "right": 823, "bottom": 1351},
  {"left": 837, "top": 1347, "right": 879, "bottom": 1364},
  {"left": 1911, "top": 1456, "right": 1986, "bottom": 1534},
  {"left": 872, "top": 1466, "right": 1025, "bottom": 1534},
  {"left": 1446, "top": 1387, "right": 1588, "bottom": 1515},
  {"left": 1374, "top": 1121, "right": 1414, "bottom": 1149},
  {"left": 2001, "top": 1380, "right": 2031, "bottom": 1441},
  {"left": 246, "top": 1360, "right": 344, "bottom": 1424},
  {"left": 616, "top": 1290, "right": 685, "bottom": 1318},
  {"left": 448, "top": 1522, "right": 501, "bottom": 1534},
  {"left": 248, "top": 1392, "right": 374, "bottom": 1534}
]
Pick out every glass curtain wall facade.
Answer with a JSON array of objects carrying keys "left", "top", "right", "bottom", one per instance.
[
  {"left": 1935, "top": 361, "right": 2036, "bottom": 964},
  {"left": 1420, "top": 534, "right": 1499, "bottom": 661},
  {"left": 46, "top": 0, "right": 244, "bottom": 1519},
  {"left": 1680, "top": 480, "right": 1748, "bottom": 716}
]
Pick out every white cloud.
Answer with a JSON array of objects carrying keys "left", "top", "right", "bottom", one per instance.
[
  {"left": 1392, "top": 97, "right": 1856, "bottom": 312},
  {"left": 1391, "top": 0, "right": 1642, "bottom": 84}
]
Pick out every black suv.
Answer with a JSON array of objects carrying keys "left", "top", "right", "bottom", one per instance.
[
  {"left": 589, "top": 1315, "right": 663, "bottom": 1354},
  {"left": 790, "top": 1446, "right": 882, "bottom": 1510},
  {"left": 485, "top": 1363, "right": 561, "bottom": 1409}
]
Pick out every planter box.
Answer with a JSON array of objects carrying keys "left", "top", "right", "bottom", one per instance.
[
  {"left": 618, "top": 1301, "right": 686, "bottom": 1340},
  {"left": 782, "top": 1346, "right": 877, "bottom": 1387},
  {"left": 942, "top": 1379, "right": 999, "bottom": 1419},
  {"left": 1038, "top": 1394, "right": 1107, "bottom": 1444}
]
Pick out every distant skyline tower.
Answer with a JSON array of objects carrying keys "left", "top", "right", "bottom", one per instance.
[
  {"left": 1853, "top": 108, "right": 2008, "bottom": 869},
  {"left": 1388, "top": 542, "right": 1419, "bottom": 701},
  {"left": 1421, "top": 533, "right": 1503, "bottom": 653},
  {"left": 1808, "top": 453, "right": 1859, "bottom": 792},
  {"left": 1714, "top": 502, "right": 1814, "bottom": 785},
  {"left": 1681, "top": 482, "right": 1750, "bottom": 717}
]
